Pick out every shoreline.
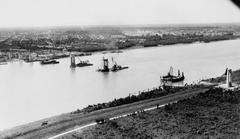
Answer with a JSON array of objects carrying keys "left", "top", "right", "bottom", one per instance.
[
  {"left": 64, "top": 72, "right": 240, "bottom": 139},
  {"left": 0, "top": 85, "right": 210, "bottom": 139},
  {"left": 1, "top": 68, "right": 239, "bottom": 138},
  {"left": 1, "top": 37, "right": 240, "bottom": 63},
  {"left": 0, "top": 39, "right": 239, "bottom": 138},
  {"left": 76, "top": 88, "right": 240, "bottom": 139}
]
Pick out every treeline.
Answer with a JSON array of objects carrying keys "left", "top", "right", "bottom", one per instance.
[
  {"left": 72, "top": 85, "right": 204, "bottom": 114},
  {"left": 164, "top": 88, "right": 240, "bottom": 112}
]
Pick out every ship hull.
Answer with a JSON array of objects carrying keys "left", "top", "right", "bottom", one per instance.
[
  {"left": 111, "top": 66, "right": 128, "bottom": 72},
  {"left": 41, "top": 60, "right": 59, "bottom": 65},
  {"left": 161, "top": 76, "right": 185, "bottom": 83},
  {"left": 71, "top": 63, "right": 93, "bottom": 68}
]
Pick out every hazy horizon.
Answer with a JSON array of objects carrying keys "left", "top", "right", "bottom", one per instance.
[
  {"left": 1, "top": 23, "right": 240, "bottom": 30},
  {"left": 0, "top": 0, "right": 240, "bottom": 28}
]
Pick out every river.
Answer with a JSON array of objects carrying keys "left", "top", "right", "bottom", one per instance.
[{"left": 0, "top": 39, "right": 240, "bottom": 130}]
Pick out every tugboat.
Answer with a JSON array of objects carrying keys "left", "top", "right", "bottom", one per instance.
[
  {"left": 111, "top": 58, "right": 128, "bottom": 72},
  {"left": 70, "top": 55, "right": 93, "bottom": 68},
  {"left": 161, "top": 67, "right": 185, "bottom": 83},
  {"left": 97, "top": 57, "right": 110, "bottom": 72},
  {"left": 40, "top": 59, "right": 59, "bottom": 65}
]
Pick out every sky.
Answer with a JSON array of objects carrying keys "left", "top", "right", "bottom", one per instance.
[{"left": 0, "top": 0, "right": 240, "bottom": 27}]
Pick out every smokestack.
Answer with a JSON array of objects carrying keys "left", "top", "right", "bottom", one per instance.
[
  {"left": 103, "top": 58, "right": 109, "bottom": 70},
  {"left": 70, "top": 54, "right": 75, "bottom": 67}
]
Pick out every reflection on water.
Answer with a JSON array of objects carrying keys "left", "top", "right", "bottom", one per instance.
[
  {"left": 70, "top": 67, "right": 76, "bottom": 74},
  {"left": 1, "top": 39, "right": 240, "bottom": 130}
]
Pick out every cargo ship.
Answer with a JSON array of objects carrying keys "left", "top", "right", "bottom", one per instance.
[{"left": 161, "top": 67, "right": 185, "bottom": 83}]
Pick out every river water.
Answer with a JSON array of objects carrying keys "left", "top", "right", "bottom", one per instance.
[{"left": 0, "top": 39, "right": 240, "bottom": 130}]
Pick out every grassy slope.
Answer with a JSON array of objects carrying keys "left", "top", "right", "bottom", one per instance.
[
  {"left": 71, "top": 88, "right": 240, "bottom": 139},
  {"left": 0, "top": 87, "right": 208, "bottom": 139}
]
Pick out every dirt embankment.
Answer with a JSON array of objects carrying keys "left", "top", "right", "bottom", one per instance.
[{"left": 69, "top": 88, "right": 240, "bottom": 139}]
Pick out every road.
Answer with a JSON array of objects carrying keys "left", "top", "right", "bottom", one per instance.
[
  {"left": 48, "top": 103, "right": 172, "bottom": 139},
  {"left": 47, "top": 87, "right": 209, "bottom": 139},
  {"left": 1, "top": 87, "right": 209, "bottom": 139}
]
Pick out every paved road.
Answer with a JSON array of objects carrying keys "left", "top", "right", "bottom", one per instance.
[
  {"left": 48, "top": 103, "right": 170, "bottom": 139},
  {"left": 47, "top": 87, "right": 209, "bottom": 139},
  {"left": 1, "top": 87, "right": 209, "bottom": 139}
]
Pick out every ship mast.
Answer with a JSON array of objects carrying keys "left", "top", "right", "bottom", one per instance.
[{"left": 111, "top": 57, "right": 117, "bottom": 65}]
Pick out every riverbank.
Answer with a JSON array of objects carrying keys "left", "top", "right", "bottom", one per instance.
[
  {"left": 1, "top": 36, "right": 239, "bottom": 63},
  {"left": 1, "top": 24, "right": 240, "bottom": 53},
  {"left": 59, "top": 70, "right": 240, "bottom": 138},
  {"left": 1, "top": 68, "right": 240, "bottom": 139},
  {"left": 73, "top": 85, "right": 196, "bottom": 114},
  {"left": 1, "top": 67, "right": 240, "bottom": 139},
  {"left": 0, "top": 85, "right": 209, "bottom": 139},
  {"left": 74, "top": 87, "right": 240, "bottom": 139},
  {"left": 1, "top": 39, "right": 240, "bottom": 138},
  {"left": 1, "top": 38, "right": 240, "bottom": 136},
  {"left": 63, "top": 70, "right": 240, "bottom": 139}
]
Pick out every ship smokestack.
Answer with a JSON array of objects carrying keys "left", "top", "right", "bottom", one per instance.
[
  {"left": 70, "top": 54, "right": 75, "bottom": 67},
  {"left": 103, "top": 58, "right": 109, "bottom": 70}
]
